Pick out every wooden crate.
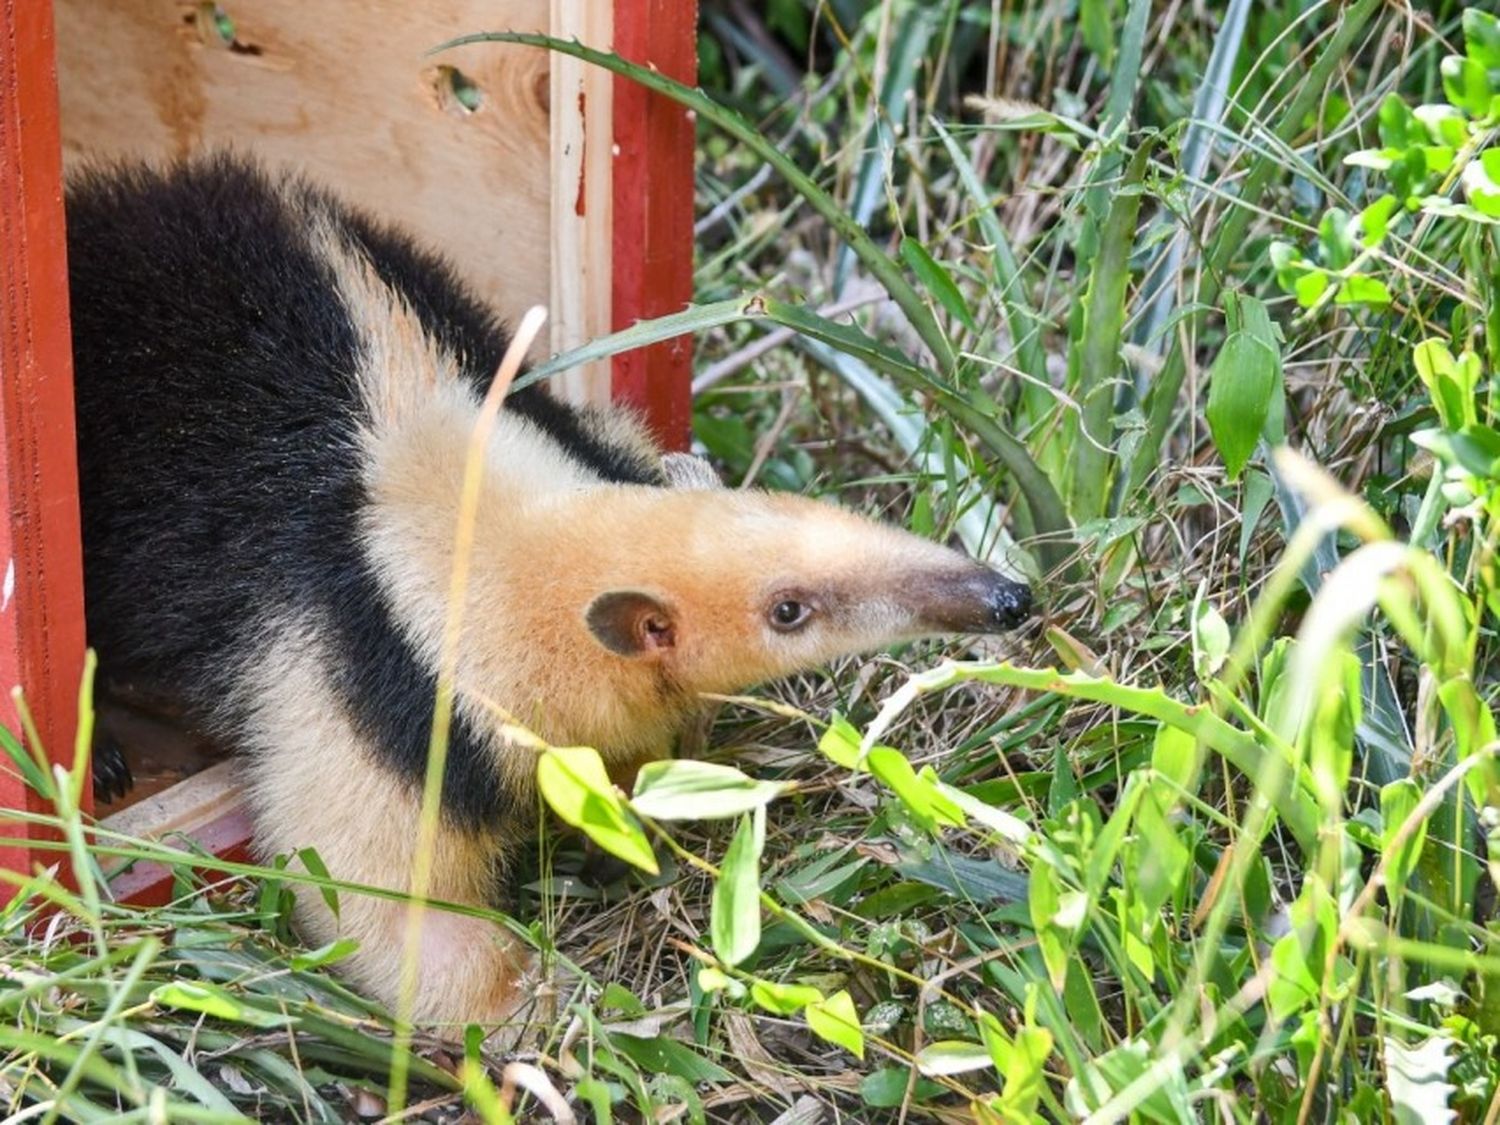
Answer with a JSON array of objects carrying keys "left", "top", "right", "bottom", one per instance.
[{"left": 0, "top": 0, "right": 697, "bottom": 891}]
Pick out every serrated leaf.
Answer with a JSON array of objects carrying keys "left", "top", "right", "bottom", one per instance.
[
  {"left": 806, "top": 990, "right": 864, "bottom": 1059},
  {"left": 710, "top": 808, "right": 764, "bottom": 967},
  {"left": 1385, "top": 1036, "right": 1458, "bottom": 1125},
  {"left": 537, "top": 746, "right": 658, "bottom": 875},
  {"left": 900, "top": 237, "right": 978, "bottom": 332},
  {"left": 631, "top": 760, "right": 790, "bottom": 820}
]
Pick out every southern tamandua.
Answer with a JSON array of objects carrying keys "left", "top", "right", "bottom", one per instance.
[{"left": 65, "top": 154, "right": 1032, "bottom": 1027}]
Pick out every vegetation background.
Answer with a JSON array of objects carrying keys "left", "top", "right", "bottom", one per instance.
[{"left": 5, "top": 0, "right": 1500, "bottom": 1121}]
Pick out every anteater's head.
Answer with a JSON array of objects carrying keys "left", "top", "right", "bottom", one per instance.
[{"left": 567, "top": 485, "right": 1032, "bottom": 700}]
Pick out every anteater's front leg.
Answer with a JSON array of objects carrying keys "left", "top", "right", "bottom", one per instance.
[{"left": 240, "top": 638, "right": 534, "bottom": 1028}]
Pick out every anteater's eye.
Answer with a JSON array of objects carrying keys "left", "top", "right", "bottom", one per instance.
[{"left": 769, "top": 599, "right": 813, "bottom": 632}]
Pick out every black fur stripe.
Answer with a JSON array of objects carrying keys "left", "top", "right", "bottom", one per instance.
[{"left": 67, "top": 153, "right": 635, "bottom": 830}]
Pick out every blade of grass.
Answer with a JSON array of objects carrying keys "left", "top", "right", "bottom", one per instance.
[{"left": 1068, "top": 144, "right": 1153, "bottom": 523}]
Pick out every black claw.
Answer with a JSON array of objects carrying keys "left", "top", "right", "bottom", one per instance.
[{"left": 91, "top": 734, "right": 134, "bottom": 804}]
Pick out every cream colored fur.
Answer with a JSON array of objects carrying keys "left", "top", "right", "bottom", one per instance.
[{"left": 242, "top": 204, "right": 1014, "bottom": 1028}]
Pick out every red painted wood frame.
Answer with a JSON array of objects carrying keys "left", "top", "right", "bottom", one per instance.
[
  {"left": 612, "top": 0, "right": 698, "bottom": 452},
  {"left": 0, "top": 0, "right": 90, "bottom": 882},
  {"left": 0, "top": 0, "right": 696, "bottom": 895}
]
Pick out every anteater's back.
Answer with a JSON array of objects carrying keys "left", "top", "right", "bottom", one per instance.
[{"left": 66, "top": 154, "right": 657, "bottom": 720}]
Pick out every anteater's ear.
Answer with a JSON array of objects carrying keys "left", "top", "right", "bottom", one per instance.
[
  {"left": 661, "top": 452, "right": 723, "bottom": 491},
  {"left": 585, "top": 590, "right": 677, "bottom": 656}
]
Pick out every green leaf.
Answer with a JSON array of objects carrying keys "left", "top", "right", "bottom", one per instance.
[
  {"left": 1466, "top": 9, "right": 1500, "bottom": 70},
  {"left": 861, "top": 1067, "right": 945, "bottom": 1107},
  {"left": 1336, "top": 273, "right": 1393, "bottom": 306},
  {"left": 915, "top": 1040, "right": 995, "bottom": 1077},
  {"left": 1206, "top": 331, "right": 1278, "bottom": 480},
  {"left": 900, "top": 237, "right": 978, "bottom": 333},
  {"left": 866, "top": 747, "right": 964, "bottom": 832},
  {"left": 1463, "top": 155, "right": 1500, "bottom": 218},
  {"left": 297, "top": 847, "right": 339, "bottom": 920},
  {"left": 805, "top": 990, "right": 864, "bottom": 1060},
  {"left": 151, "top": 982, "right": 292, "bottom": 1028},
  {"left": 817, "top": 715, "right": 862, "bottom": 769},
  {"left": 289, "top": 938, "right": 359, "bottom": 971},
  {"left": 1442, "top": 54, "right": 1492, "bottom": 117},
  {"left": 1190, "top": 589, "right": 1231, "bottom": 678},
  {"left": 749, "top": 979, "right": 823, "bottom": 1016},
  {"left": 537, "top": 747, "right": 658, "bottom": 875},
  {"left": 710, "top": 808, "right": 764, "bottom": 967},
  {"left": 1318, "top": 208, "right": 1355, "bottom": 268},
  {"left": 1380, "top": 779, "right": 1427, "bottom": 903},
  {"left": 1378, "top": 93, "right": 1421, "bottom": 149},
  {"left": 631, "top": 760, "right": 790, "bottom": 821},
  {"left": 609, "top": 1033, "right": 735, "bottom": 1084},
  {"left": 1151, "top": 724, "right": 1200, "bottom": 791}
]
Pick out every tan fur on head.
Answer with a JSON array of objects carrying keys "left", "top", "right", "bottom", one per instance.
[{"left": 362, "top": 391, "right": 1021, "bottom": 790}]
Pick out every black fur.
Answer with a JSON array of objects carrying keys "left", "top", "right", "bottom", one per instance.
[{"left": 67, "top": 153, "right": 658, "bottom": 829}]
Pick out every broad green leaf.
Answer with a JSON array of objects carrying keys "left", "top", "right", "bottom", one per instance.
[
  {"left": 1412, "top": 339, "right": 1477, "bottom": 429},
  {"left": 1293, "top": 269, "right": 1330, "bottom": 307},
  {"left": 609, "top": 1033, "right": 735, "bottom": 1084},
  {"left": 817, "top": 715, "right": 862, "bottom": 768},
  {"left": 1378, "top": 93, "right": 1421, "bottom": 149},
  {"left": 1308, "top": 650, "right": 1360, "bottom": 810},
  {"left": 900, "top": 237, "right": 978, "bottom": 332},
  {"left": 1380, "top": 779, "right": 1427, "bottom": 902},
  {"left": 805, "top": 990, "right": 864, "bottom": 1059},
  {"left": 749, "top": 979, "right": 823, "bottom": 1016},
  {"left": 861, "top": 1067, "right": 945, "bottom": 1107},
  {"left": 1442, "top": 54, "right": 1491, "bottom": 117},
  {"left": 1415, "top": 103, "right": 1467, "bottom": 148},
  {"left": 1318, "top": 208, "right": 1355, "bottom": 268},
  {"left": 631, "top": 760, "right": 790, "bottom": 821},
  {"left": 710, "top": 808, "right": 764, "bottom": 967},
  {"left": 151, "top": 981, "right": 292, "bottom": 1028},
  {"left": 866, "top": 747, "right": 964, "bottom": 832},
  {"left": 915, "top": 1040, "right": 995, "bottom": 1077},
  {"left": 1358, "top": 194, "right": 1401, "bottom": 245},
  {"left": 1336, "top": 274, "right": 1393, "bottom": 306},
  {"left": 1465, "top": 9, "right": 1500, "bottom": 70},
  {"left": 1462, "top": 156, "right": 1500, "bottom": 218},
  {"left": 1151, "top": 725, "right": 1200, "bottom": 792},
  {"left": 1206, "top": 331, "right": 1278, "bottom": 480},
  {"left": 537, "top": 746, "right": 658, "bottom": 875}
]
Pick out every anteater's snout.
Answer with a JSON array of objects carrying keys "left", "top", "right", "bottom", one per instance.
[
  {"left": 983, "top": 572, "right": 1033, "bottom": 631},
  {"left": 908, "top": 565, "right": 1034, "bottom": 635}
]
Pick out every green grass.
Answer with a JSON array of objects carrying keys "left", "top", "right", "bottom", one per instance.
[{"left": 7, "top": 1, "right": 1500, "bottom": 1120}]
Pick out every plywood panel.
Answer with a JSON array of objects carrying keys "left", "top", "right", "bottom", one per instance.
[{"left": 53, "top": 0, "right": 557, "bottom": 335}]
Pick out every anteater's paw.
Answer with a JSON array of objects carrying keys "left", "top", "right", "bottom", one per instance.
[{"left": 91, "top": 733, "right": 134, "bottom": 804}]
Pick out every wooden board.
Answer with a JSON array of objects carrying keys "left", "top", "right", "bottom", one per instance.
[
  {"left": 0, "top": 0, "right": 91, "bottom": 879},
  {"left": 53, "top": 0, "right": 559, "bottom": 353}
]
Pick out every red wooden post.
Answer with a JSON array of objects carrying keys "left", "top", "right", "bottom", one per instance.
[
  {"left": 0, "top": 0, "right": 91, "bottom": 876},
  {"left": 611, "top": 0, "right": 698, "bottom": 453}
]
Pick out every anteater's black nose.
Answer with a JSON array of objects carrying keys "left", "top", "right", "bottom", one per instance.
[{"left": 985, "top": 573, "right": 1033, "bottom": 630}]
